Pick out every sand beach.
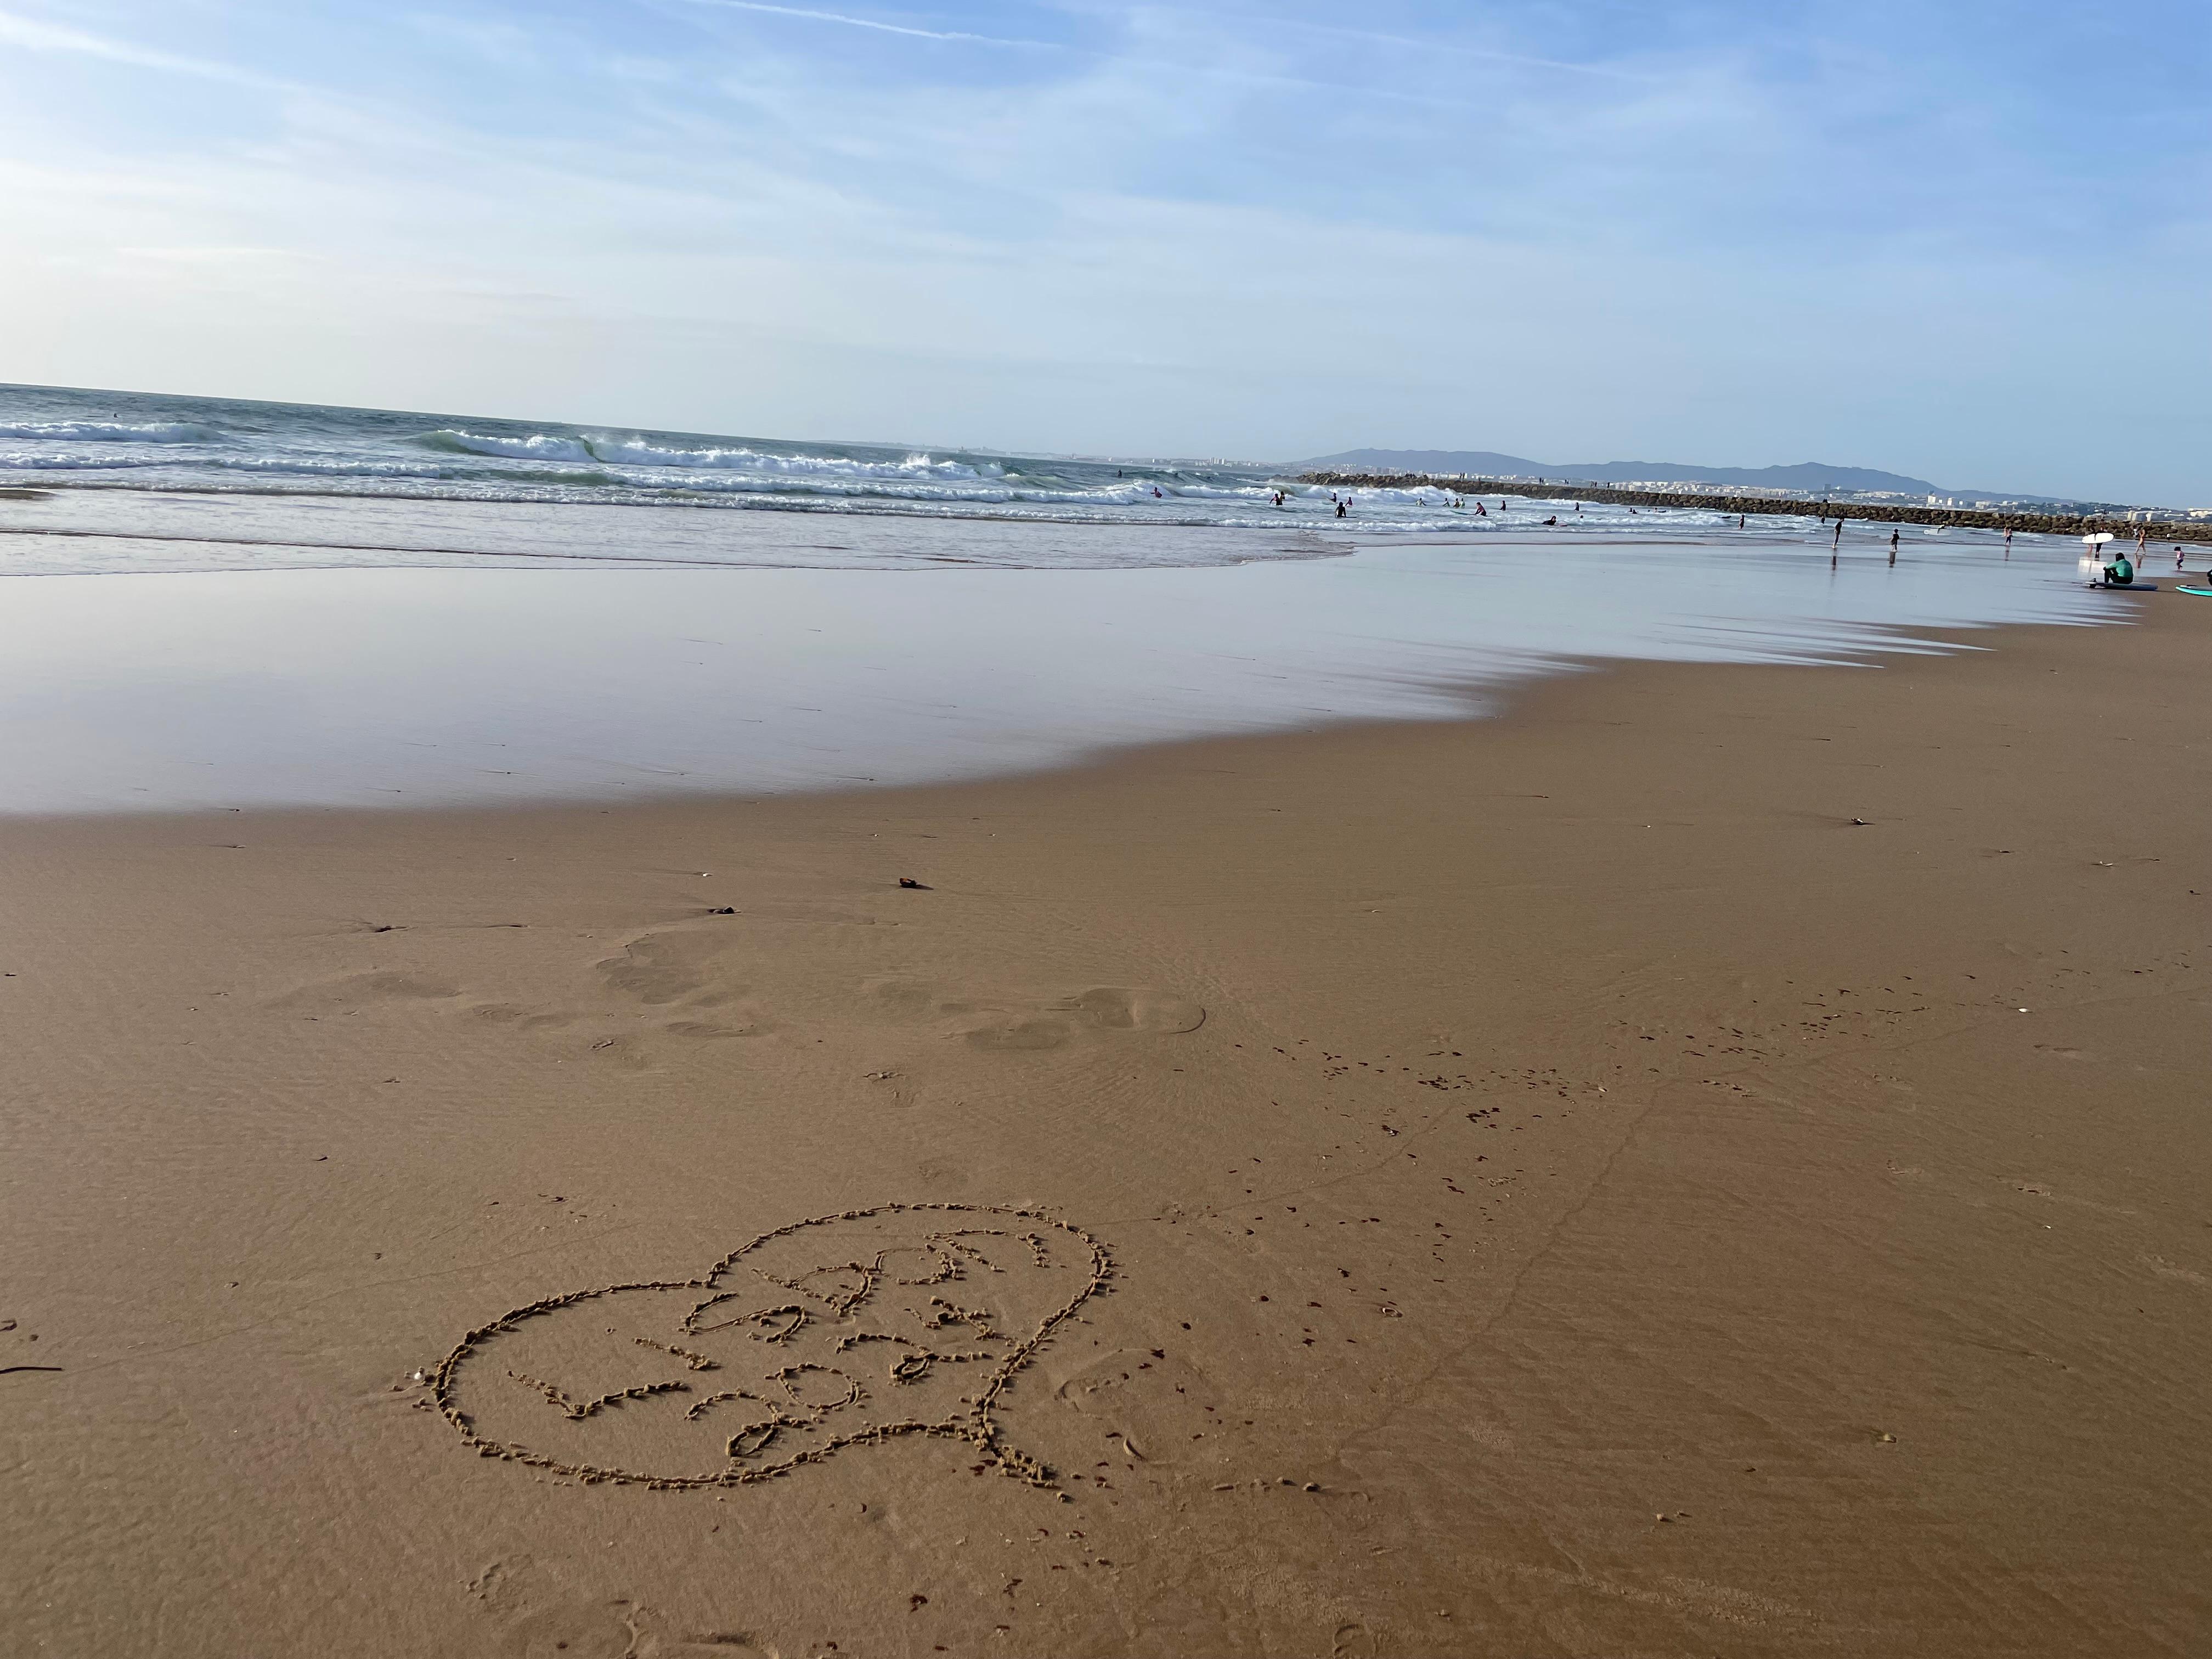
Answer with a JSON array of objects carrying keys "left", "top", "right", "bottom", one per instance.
[
  {"left": 5, "top": 585, "right": 2207, "bottom": 1657},
  {"left": 9, "top": 3, "right": 2203, "bottom": 1649}
]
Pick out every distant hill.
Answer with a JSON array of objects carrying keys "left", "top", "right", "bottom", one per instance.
[
  {"left": 1304, "top": 448, "right": 1561, "bottom": 479},
  {"left": 1301, "top": 448, "right": 1945, "bottom": 496}
]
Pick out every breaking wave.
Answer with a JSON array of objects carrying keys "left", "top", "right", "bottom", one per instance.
[
  {"left": 419, "top": 427, "right": 992, "bottom": 482},
  {"left": 0, "top": 383, "right": 1836, "bottom": 564}
]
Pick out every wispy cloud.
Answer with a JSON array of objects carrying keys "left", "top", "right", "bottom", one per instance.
[
  {"left": 1243, "top": 13, "right": 1647, "bottom": 81},
  {"left": 673, "top": 0, "right": 1485, "bottom": 111},
  {"left": 0, "top": 7, "right": 302, "bottom": 93},
  {"left": 1042, "top": 2, "right": 1645, "bottom": 81},
  {"left": 672, "top": 0, "right": 1059, "bottom": 48},
  {"left": 0, "top": 0, "right": 2200, "bottom": 498}
]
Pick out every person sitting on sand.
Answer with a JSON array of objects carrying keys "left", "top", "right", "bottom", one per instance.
[{"left": 2104, "top": 551, "right": 2135, "bottom": 586}]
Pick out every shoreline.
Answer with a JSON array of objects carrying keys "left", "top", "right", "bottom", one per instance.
[
  {"left": 6, "top": 603, "right": 2208, "bottom": 1655},
  {"left": 0, "top": 620, "right": 2049, "bottom": 830}
]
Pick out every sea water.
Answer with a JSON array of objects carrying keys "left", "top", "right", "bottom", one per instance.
[{"left": 4, "top": 380, "right": 1813, "bottom": 571}]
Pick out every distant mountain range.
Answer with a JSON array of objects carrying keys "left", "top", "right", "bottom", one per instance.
[{"left": 1300, "top": 448, "right": 1952, "bottom": 496}]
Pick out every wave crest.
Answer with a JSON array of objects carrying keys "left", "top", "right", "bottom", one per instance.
[
  {"left": 417, "top": 427, "right": 985, "bottom": 481},
  {"left": 415, "top": 429, "right": 598, "bottom": 464}
]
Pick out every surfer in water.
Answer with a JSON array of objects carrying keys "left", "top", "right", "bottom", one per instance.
[{"left": 1335, "top": 498, "right": 1348, "bottom": 518}]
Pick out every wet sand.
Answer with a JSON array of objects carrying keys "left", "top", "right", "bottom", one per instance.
[
  {"left": 0, "top": 532, "right": 2091, "bottom": 814},
  {"left": 4, "top": 597, "right": 2208, "bottom": 1657}
]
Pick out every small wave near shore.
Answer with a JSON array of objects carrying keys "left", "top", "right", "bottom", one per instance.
[{"left": 0, "top": 381, "right": 1833, "bottom": 572}]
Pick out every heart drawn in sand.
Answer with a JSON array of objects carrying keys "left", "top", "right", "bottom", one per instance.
[{"left": 433, "top": 1204, "right": 1111, "bottom": 1490}]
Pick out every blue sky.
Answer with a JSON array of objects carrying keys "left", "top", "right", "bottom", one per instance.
[{"left": 0, "top": 1, "right": 2204, "bottom": 500}]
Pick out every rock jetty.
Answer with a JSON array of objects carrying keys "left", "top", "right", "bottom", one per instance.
[{"left": 1297, "top": 473, "right": 2212, "bottom": 545}]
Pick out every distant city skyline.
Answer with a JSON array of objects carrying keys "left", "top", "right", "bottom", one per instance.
[{"left": 1, "top": 1, "right": 2205, "bottom": 504}]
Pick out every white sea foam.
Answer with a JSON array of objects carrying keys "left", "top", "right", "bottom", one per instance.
[
  {"left": 0, "top": 419, "right": 218, "bottom": 443},
  {"left": 421, "top": 427, "right": 991, "bottom": 482},
  {"left": 0, "top": 450, "right": 185, "bottom": 470},
  {"left": 589, "top": 436, "right": 985, "bottom": 479},
  {"left": 416, "top": 429, "right": 600, "bottom": 464},
  {"left": 0, "top": 383, "right": 1854, "bottom": 569}
]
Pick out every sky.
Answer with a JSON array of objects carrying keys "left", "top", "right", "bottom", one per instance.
[{"left": 0, "top": 2, "right": 2205, "bottom": 501}]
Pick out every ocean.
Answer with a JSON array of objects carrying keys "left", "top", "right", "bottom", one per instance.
[
  {"left": 0, "top": 381, "right": 2114, "bottom": 814},
  {"left": 2, "top": 381, "right": 1803, "bottom": 575}
]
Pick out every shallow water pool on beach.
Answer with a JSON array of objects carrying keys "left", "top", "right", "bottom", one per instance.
[{"left": 0, "top": 518, "right": 2123, "bottom": 813}]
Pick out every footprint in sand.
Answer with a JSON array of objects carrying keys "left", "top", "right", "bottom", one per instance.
[
  {"left": 267, "top": 970, "right": 462, "bottom": 1012},
  {"left": 469, "top": 1003, "right": 573, "bottom": 1031},
  {"left": 435, "top": 1204, "right": 1111, "bottom": 1491},
  {"left": 965, "top": 988, "right": 1205, "bottom": 1052},
  {"left": 968, "top": 1017, "right": 1078, "bottom": 1052},
  {"left": 856, "top": 978, "right": 1202, "bottom": 1051},
  {"left": 1053, "top": 988, "right": 1206, "bottom": 1034},
  {"left": 596, "top": 932, "right": 743, "bottom": 1006}
]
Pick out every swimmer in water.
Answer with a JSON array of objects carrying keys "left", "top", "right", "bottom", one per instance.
[{"left": 1336, "top": 498, "right": 1348, "bottom": 518}]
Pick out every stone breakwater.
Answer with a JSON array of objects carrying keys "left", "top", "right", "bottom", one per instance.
[{"left": 1298, "top": 474, "right": 2212, "bottom": 545}]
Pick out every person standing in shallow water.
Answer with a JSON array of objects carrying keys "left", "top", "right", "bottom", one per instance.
[
  {"left": 1889, "top": 528, "right": 1899, "bottom": 565},
  {"left": 1335, "top": 498, "right": 1347, "bottom": 518}
]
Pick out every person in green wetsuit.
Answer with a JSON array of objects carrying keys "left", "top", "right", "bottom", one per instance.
[{"left": 2103, "top": 551, "right": 2135, "bottom": 586}]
